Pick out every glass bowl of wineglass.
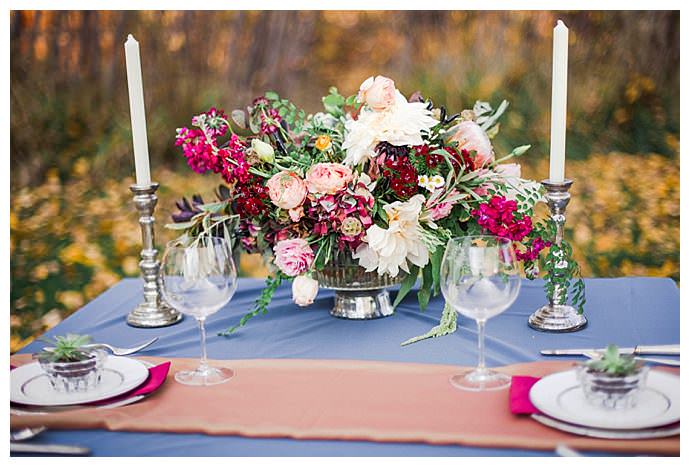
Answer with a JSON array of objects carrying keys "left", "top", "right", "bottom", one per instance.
[
  {"left": 160, "top": 236, "right": 238, "bottom": 386},
  {"left": 440, "top": 235, "right": 521, "bottom": 391}
]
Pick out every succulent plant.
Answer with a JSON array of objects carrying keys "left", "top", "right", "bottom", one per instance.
[
  {"left": 585, "top": 344, "right": 641, "bottom": 377},
  {"left": 37, "top": 334, "right": 93, "bottom": 363}
]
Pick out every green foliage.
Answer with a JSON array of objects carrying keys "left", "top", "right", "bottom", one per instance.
[
  {"left": 37, "top": 333, "right": 92, "bottom": 363},
  {"left": 322, "top": 87, "right": 346, "bottom": 116},
  {"left": 218, "top": 275, "right": 283, "bottom": 336},
  {"left": 265, "top": 91, "right": 307, "bottom": 133},
  {"left": 530, "top": 217, "right": 587, "bottom": 314},
  {"left": 401, "top": 303, "right": 457, "bottom": 346},
  {"left": 585, "top": 344, "right": 640, "bottom": 376},
  {"left": 392, "top": 265, "right": 420, "bottom": 309}
]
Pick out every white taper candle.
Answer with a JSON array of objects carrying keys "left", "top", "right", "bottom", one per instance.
[
  {"left": 549, "top": 20, "right": 569, "bottom": 183},
  {"left": 124, "top": 34, "right": 151, "bottom": 186}
]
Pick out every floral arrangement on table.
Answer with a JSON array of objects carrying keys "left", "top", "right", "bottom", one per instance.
[{"left": 168, "top": 75, "right": 585, "bottom": 340}]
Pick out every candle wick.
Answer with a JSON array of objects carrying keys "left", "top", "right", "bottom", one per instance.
[{"left": 127, "top": 34, "right": 136, "bottom": 42}]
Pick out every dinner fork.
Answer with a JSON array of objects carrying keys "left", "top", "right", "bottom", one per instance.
[{"left": 43, "top": 337, "right": 159, "bottom": 356}]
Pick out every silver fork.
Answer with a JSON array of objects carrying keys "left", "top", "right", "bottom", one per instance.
[{"left": 43, "top": 337, "right": 159, "bottom": 356}]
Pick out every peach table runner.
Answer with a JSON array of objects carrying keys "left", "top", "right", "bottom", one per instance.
[{"left": 10, "top": 355, "right": 679, "bottom": 455}]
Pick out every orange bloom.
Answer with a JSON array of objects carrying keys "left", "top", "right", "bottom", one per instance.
[{"left": 315, "top": 135, "right": 332, "bottom": 151}]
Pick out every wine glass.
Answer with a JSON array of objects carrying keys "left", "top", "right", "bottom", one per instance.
[
  {"left": 440, "top": 236, "right": 521, "bottom": 391},
  {"left": 160, "top": 236, "right": 238, "bottom": 386}
]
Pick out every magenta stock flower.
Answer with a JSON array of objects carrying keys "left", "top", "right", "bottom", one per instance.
[
  {"left": 175, "top": 127, "right": 221, "bottom": 174},
  {"left": 472, "top": 195, "right": 532, "bottom": 242},
  {"left": 260, "top": 107, "right": 282, "bottom": 135},
  {"left": 516, "top": 237, "right": 551, "bottom": 262},
  {"left": 192, "top": 107, "right": 228, "bottom": 138},
  {"left": 273, "top": 238, "right": 315, "bottom": 277}
]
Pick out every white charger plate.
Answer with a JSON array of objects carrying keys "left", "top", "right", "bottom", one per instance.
[
  {"left": 11, "top": 356, "right": 149, "bottom": 406},
  {"left": 529, "top": 369, "right": 680, "bottom": 430}
]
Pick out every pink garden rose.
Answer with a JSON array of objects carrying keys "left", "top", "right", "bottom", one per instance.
[
  {"left": 450, "top": 120, "right": 495, "bottom": 167},
  {"left": 266, "top": 171, "right": 308, "bottom": 210},
  {"left": 273, "top": 238, "right": 314, "bottom": 277},
  {"left": 358, "top": 75, "right": 396, "bottom": 111},
  {"left": 305, "top": 163, "right": 353, "bottom": 195}
]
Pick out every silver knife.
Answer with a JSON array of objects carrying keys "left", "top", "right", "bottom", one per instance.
[
  {"left": 540, "top": 344, "right": 679, "bottom": 356},
  {"left": 10, "top": 442, "right": 91, "bottom": 455}
]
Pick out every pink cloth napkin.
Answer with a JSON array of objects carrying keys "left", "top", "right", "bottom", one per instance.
[
  {"left": 10, "top": 361, "right": 171, "bottom": 406},
  {"left": 87, "top": 361, "right": 170, "bottom": 405},
  {"left": 509, "top": 375, "right": 541, "bottom": 414}
]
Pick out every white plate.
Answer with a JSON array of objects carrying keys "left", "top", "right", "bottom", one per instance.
[
  {"left": 529, "top": 369, "right": 680, "bottom": 430},
  {"left": 531, "top": 414, "right": 680, "bottom": 439},
  {"left": 11, "top": 356, "right": 149, "bottom": 406}
]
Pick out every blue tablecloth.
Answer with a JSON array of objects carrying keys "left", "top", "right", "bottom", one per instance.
[{"left": 16, "top": 277, "right": 679, "bottom": 456}]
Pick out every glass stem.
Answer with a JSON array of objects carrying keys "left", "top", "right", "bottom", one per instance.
[
  {"left": 197, "top": 317, "right": 209, "bottom": 374},
  {"left": 476, "top": 318, "right": 486, "bottom": 372}
]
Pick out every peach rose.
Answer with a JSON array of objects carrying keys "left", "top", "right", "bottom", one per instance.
[
  {"left": 358, "top": 75, "right": 396, "bottom": 111},
  {"left": 266, "top": 171, "right": 308, "bottom": 210},
  {"left": 305, "top": 163, "right": 353, "bottom": 195},
  {"left": 450, "top": 120, "right": 495, "bottom": 167},
  {"left": 273, "top": 238, "right": 314, "bottom": 277}
]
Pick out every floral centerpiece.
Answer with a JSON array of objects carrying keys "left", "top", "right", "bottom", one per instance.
[{"left": 169, "top": 75, "right": 584, "bottom": 339}]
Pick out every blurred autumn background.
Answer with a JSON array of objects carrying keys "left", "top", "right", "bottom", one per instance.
[{"left": 10, "top": 11, "right": 679, "bottom": 351}]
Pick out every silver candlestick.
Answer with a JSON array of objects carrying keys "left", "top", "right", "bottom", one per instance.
[
  {"left": 528, "top": 179, "right": 587, "bottom": 332},
  {"left": 127, "top": 183, "right": 182, "bottom": 328}
]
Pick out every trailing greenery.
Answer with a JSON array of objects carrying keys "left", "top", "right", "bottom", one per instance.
[
  {"left": 400, "top": 303, "right": 457, "bottom": 346},
  {"left": 218, "top": 274, "right": 283, "bottom": 336},
  {"left": 533, "top": 218, "right": 586, "bottom": 314}
]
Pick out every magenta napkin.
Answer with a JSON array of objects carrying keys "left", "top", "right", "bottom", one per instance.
[
  {"left": 87, "top": 361, "right": 170, "bottom": 405},
  {"left": 509, "top": 375, "right": 541, "bottom": 414}
]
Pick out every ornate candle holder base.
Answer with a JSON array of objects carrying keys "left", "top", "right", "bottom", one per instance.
[
  {"left": 127, "top": 182, "right": 182, "bottom": 328},
  {"left": 528, "top": 304, "right": 587, "bottom": 333},
  {"left": 330, "top": 289, "right": 395, "bottom": 320},
  {"left": 127, "top": 301, "right": 182, "bottom": 328}
]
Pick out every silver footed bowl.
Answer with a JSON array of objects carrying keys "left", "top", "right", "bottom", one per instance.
[{"left": 314, "top": 260, "right": 404, "bottom": 320}]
